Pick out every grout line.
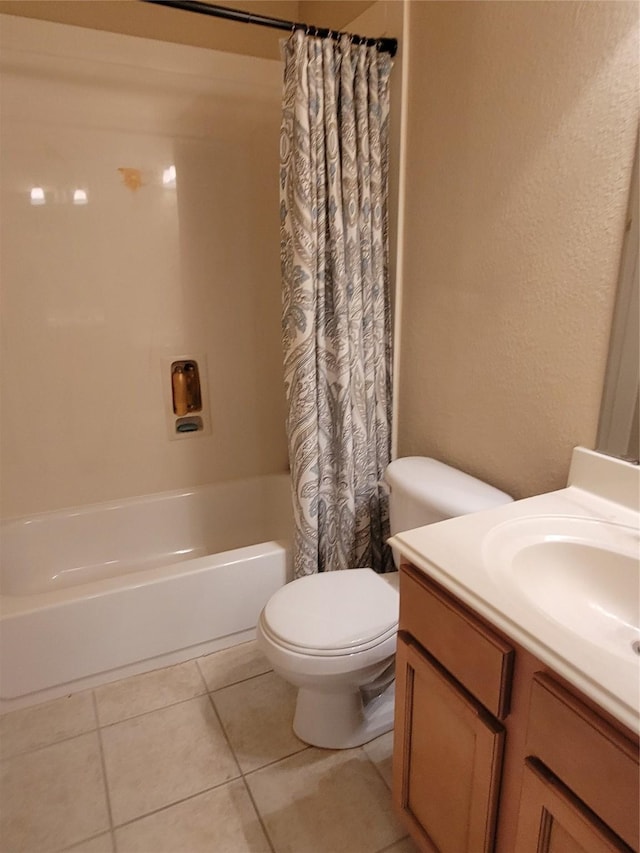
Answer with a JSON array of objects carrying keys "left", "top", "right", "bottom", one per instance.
[
  {"left": 92, "top": 691, "right": 116, "bottom": 846},
  {"left": 359, "top": 738, "right": 409, "bottom": 853},
  {"left": 205, "top": 666, "right": 275, "bottom": 696},
  {"left": 0, "top": 690, "right": 99, "bottom": 763},
  {"left": 0, "top": 644, "right": 271, "bottom": 743},
  {"left": 375, "top": 837, "right": 414, "bottom": 853},
  {"left": 97, "top": 691, "right": 209, "bottom": 730},
  {"left": 0, "top": 673, "right": 281, "bottom": 764},
  {"left": 241, "top": 743, "right": 311, "bottom": 778},
  {"left": 2, "top": 643, "right": 406, "bottom": 851},
  {"left": 206, "top": 687, "right": 310, "bottom": 776},
  {"left": 204, "top": 691, "right": 244, "bottom": 776},
  {"left": 56, "top": 829, "right": 116, "bottom": 853},
  {"left": 2, "top": 651, "right": 402, "bottom": 853},
  {"left": 193, "top": 656, "right": 211, "bottom": 693},
  {"left": 361, "top": 741, "right": 394, "bottom": 792},
  {"left": 111, "top": 775, "right": 243, "bottom": 831},
  {"left": 0, "top": 724, "right": 99, "bottom": 763},
  {"left": 240, "top": 775, "right": 278, "bottom": 853},
  {"left": 97, "top": 665, "right": 274, "bottom": 730},
  {"left": 203, "top": 679, "right": 304, "bottom": 853}
]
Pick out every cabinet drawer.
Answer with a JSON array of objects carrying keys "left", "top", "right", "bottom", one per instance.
[
  {"left": 527, "top": 673, "right": 640, "bottom": 850},
  {"left": 399, "top": 564, "right": 513, "bottom": 719}
]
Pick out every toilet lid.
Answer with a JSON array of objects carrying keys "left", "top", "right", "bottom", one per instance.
[{"left": 262, "top": 568, "right": 399, "bottom": 654}]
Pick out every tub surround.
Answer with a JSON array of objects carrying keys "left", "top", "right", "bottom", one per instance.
[
  {"left": 0, "top": 14, "right": 287, "bottom": 520},
  {"left": 390, "top": 447, "right": 640, "bottom": 732}
]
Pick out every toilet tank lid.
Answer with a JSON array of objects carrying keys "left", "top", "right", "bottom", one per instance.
[{"left": 384, "top": 457, "right": 513, "bottom": 516}]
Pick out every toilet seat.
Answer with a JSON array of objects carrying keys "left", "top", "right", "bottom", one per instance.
[{"left": 261, "top": 568, "right": 399, "bottom": 657}]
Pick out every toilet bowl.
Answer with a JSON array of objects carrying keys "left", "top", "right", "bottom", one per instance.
[
  {"left": 256, "top": 568, "right": 399, "bottom": 749},
  {"left": 257, "top": 457, "right": 513, "bottom": 749}
]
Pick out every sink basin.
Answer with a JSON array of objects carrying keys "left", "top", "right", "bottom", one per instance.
[{"left": 483, "top": 516, "right": 640, "bottom": 659}]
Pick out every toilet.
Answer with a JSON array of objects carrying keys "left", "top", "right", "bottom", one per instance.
[{"left": 256, "top": 456, "right": 513, "bottom": 749}]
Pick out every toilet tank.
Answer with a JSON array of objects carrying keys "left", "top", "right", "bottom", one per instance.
[{"left": 384, "top": 457, "right": 513, "bottom": 540}]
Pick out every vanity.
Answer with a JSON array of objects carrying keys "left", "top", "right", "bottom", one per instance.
[{"left": 389, "top": 448, "right": 640, "bottom": 853}]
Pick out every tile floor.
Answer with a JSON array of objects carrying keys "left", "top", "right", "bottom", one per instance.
[{"left": 0, "top": 641, "right": 419, "bottom": 853}]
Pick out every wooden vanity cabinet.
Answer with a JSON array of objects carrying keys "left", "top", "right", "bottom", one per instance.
[
  {"left": 393, "top": 564, "right": 513, "bottom": 852},
  {"left": 392, "top": 563, "right": 640, "bottom": 853},
  {"left": 394, "top": 635, "right": 505, "bottom": 852}
]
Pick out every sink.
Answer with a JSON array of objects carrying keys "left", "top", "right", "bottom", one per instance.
[{"left": 483, "top": 516, "right": 640, "bottom": 659}]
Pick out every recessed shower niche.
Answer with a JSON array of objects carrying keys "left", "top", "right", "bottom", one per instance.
[{"left": 162, "top": 354, "right": 211, "bottom": 439}]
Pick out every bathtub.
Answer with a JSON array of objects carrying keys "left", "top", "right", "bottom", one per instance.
[{"left": 0, "top": 474, "right": 292, "bottom": 710}]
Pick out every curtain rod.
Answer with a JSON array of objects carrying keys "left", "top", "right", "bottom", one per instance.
[{"left": 141, "top": 0, "right": 398, "bottom": 56}]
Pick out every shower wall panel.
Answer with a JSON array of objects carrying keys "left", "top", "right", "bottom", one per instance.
[{"left": 0, "top": 15, "right": 287, "bottom": 518}]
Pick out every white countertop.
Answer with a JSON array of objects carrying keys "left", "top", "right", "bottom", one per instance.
[{"left": 389, "top": 449, "right": 640, "bottom": 733}]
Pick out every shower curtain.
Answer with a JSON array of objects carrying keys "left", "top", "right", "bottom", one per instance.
[{"left": 280, "top": 30, "right": 394, "bottom": 578}]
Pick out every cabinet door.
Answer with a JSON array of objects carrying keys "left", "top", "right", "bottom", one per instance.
[
  {"left": 515, "top": 760, "right": 633, "bottom": 853},
  {"left": 393, "top": 634, "right": 505, "bottom": 853},
  {"left": 526, "top": 673, "right": 639, "bottom": 849}
]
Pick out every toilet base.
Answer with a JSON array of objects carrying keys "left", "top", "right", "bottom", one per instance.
[{"left": 293, "top": 681, "right": 396, "bottom": 749}]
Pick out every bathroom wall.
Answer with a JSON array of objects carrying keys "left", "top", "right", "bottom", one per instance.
[
  {"left": 396, "top": 0, "right": 639, "bottom": 498},
  {"left": 0, "top": 14, "right": 287, "bottom": 518},
  {"left": 7, "top": 0, "right": 630, "bottom": 515}
]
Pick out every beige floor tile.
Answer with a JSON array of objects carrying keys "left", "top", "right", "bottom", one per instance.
[
  {"left": 94, "top": 661, "right": 205, "bottom": 726},
  {"left": 362, "top": 730, "right": 394, "bottom": 788},
  {"left": 377, "top": 838, "right": 420, "bottom": 853},
  {"left": 114, "top": 780, "right": 271, "bottom": 853},
  {"left": 0, "top": 690, "right": 96, "bottom": 761},
  {"left": 101, "top": 695, "right": 239, "bottom": 826},
  {"left": 0, "top": 732, "right": 110, "bottom": 851},
  {"left": 61, "top": 832, "right": 115, "bottom": 853},
  {"left": 197, "top": 640, "right": 272, "bottom": 692},
  {"left": 246, "top": 746, "right": 405, "bottom": 853},
  {"left": 212, "top": 671, "right": 305, "bottom": 773}
]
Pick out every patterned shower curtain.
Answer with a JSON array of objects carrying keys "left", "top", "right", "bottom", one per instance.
[{"left": 279, "top": 30, "right": 394, "bottom": 578}]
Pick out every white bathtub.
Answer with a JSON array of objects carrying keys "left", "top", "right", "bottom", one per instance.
[{"left": 0, "top": 475, "right": 292, "bottom": 710}]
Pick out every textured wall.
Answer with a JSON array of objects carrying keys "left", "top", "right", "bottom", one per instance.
[
  {"left": 300, "top": 1, "right": 375, "bottom": 30},
  {"left": 397, "top": 0, "right": 639, "bottom": 498}
]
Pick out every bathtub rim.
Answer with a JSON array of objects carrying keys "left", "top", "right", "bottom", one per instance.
[{"left": 0, "top": 539, "right": 291, "bottom": 617}]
